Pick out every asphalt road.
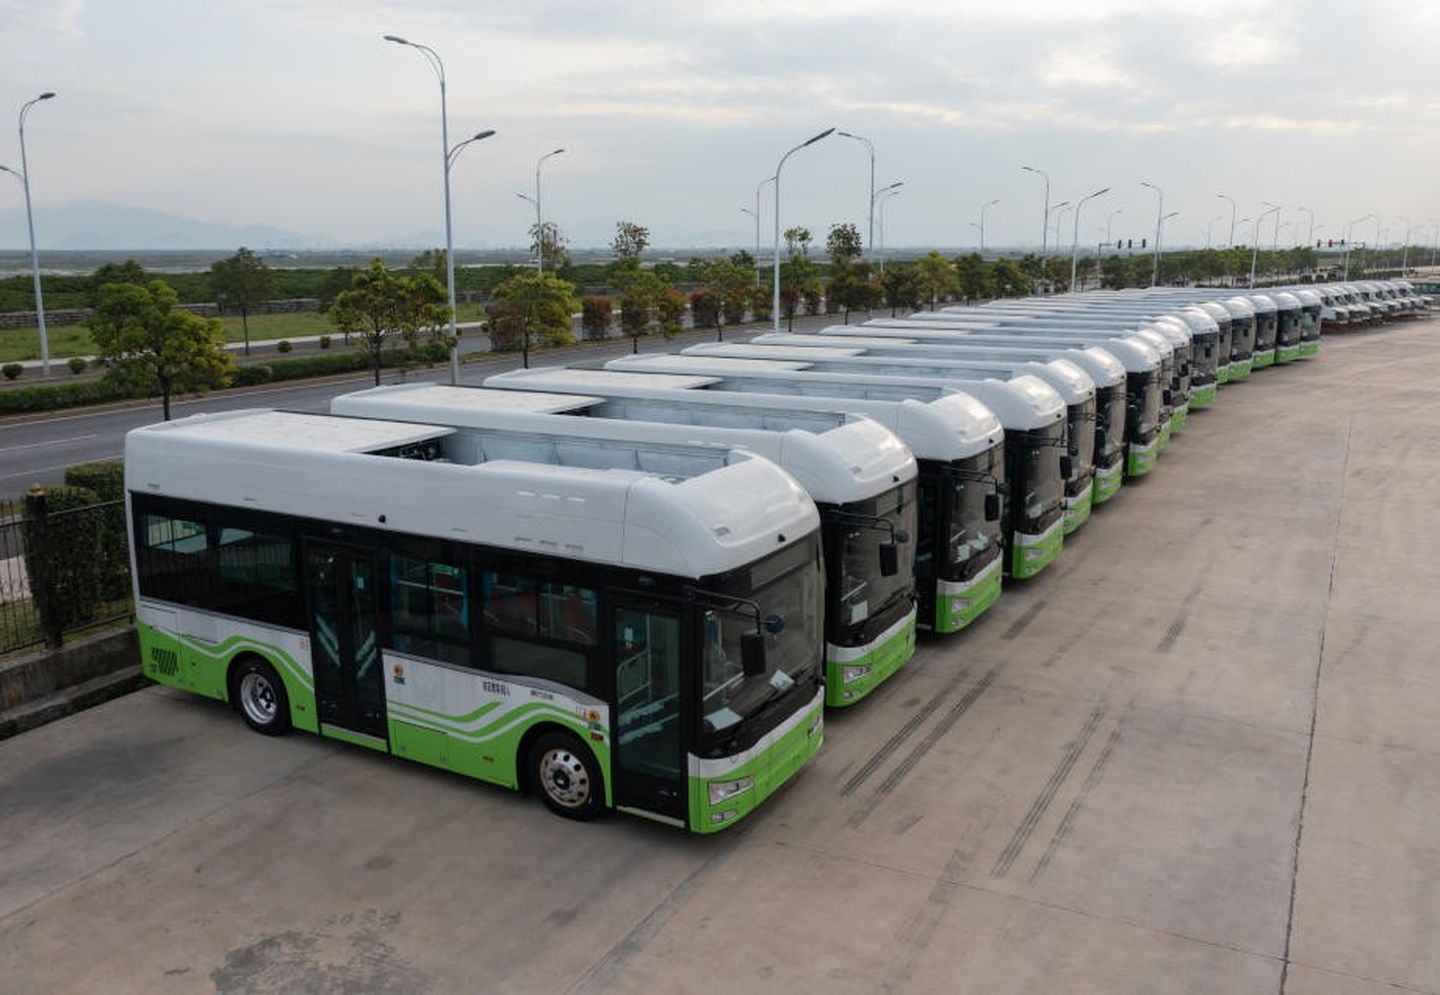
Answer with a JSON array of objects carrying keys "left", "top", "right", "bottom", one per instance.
[
  {"left": 0, "top": 313, "right": 845, "bottom": 498},
  {"left": 1, "top": 318, "right": 1438, "bottom": 992}
]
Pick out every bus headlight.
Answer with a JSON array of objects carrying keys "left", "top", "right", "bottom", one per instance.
[
  {"left": 708, "top": 776, "right": 753, "bottom": 804},
  {"left": 842, "top": 664, "right": 872, "bottom": 684},
  {"left": 949, "top": 598, "right": 971, "bottom": 615}
]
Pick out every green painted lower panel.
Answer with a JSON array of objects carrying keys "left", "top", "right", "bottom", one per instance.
[
  {"left": 1009, "top": 522, "right": 1063, "bottom": 579},
  {"left": 136, "top": 621, "right": 319, "bottom": 733},
  {"left": 1157, "top": 419, "right": 1172, "bottom": 449},
  {"left": 933, "top": 558, "right": 1004, "bottom": 634},
  {"left": 1092, "top": 462, "right": 1124, "bottom": 504},
  {"left": 1062, "top": 488, "right": 1093, "bottom": 535},
  {"left": 1126, "top": 439, "right": 1159, "bottom": 477},
  {"left": 1230, "top": 357, "right": 1254, "bottom": 379},
  {"left": 1275, "top": 344, "right": 1300, "bottom": 363},
  {"left": 1190, "top": 382, "right": 1218, "bottom": 408},
  {"left": 1298, "top": 341, "right": 1321, "bottom": 357},
  {"left": 321, "top": 723, "right": 389, "bottom": 753},
  {"left": 824, "top": 610, "right": 917, "bottom": 707},
  {"left": 1252, "top": 349, "right": 1276, "bottom": 369},
  {"left": 689, "top": 690, "right": 825, "bottom": 833},
  {"left": 1217, "top": 364, "right": 1232, "bottom": 385},
  {"left": 1170, "top": 405, "right": 1188, "bottom": 435}
]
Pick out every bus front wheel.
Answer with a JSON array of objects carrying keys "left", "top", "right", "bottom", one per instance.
[
  {"left": 231, "top": 658, "right": 292, "bottom": 737},
  {"left": 528, "top": 732, "right": 603, "bottom": 821}
]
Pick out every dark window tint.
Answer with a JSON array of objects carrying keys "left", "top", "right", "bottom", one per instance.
[
  {"left": 483, "top": 572, "right": 536, "bottom": 636},
  {"left": 390, "top": 555, "right": 470, "bottom": 666},
  {"left": 538, "top": 583, "right": 598, "bottom": 645},
  {"left": 487, "top": 635, "right": 589, "bottom": 689},
  {"left": 136, "top": 512, "right": 214, "bottom": 606}
]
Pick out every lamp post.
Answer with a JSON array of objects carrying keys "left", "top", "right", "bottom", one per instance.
[
  {"left": 771, "top": 128, "right": 835, "bottom": 332},
  {"left": 1206, "top": 215, "right": 1223, "bottom": 250},
  {"left": 7, "top": 92, "right": 56, "bottom": 375},
  {"left": 750, "top": 175, "right": 775, "bottom": 288},
  {"left": 1397, "top": 216, "right": 1412, "bottom": 275},
  {"left": 385, "top": 36, "right": 495, "bottom": 384},
  {"left": 1070, "top": 187, "right": 1109, "bottom": 292},
  {"left": 1050, "top": 203, "right": 1072, "bottom": 251},
  {"left": 1429, "top": 218, "right": 1440, "bottom": 270},
  {"left": 1140, "top": 181, "right": 1164, "bottom": 287},
  {"left": 532, "top": 148, "right": 565, "bottom": 274},
  {"left": 740, "top": 207, "right": 759, "bottom": 286},
  {"left": 836, "top": 131, "right": 875, "bottom": 259},
  {"left": 877, "top": 186, "right": 901, "bottom": 275},
  {"left": 1344, "top": 215, "right": 1375, "bottom": 279},
  {"left": 1251, "top": 204, "right": 1280, "bottom": 286},
  {"left": 978, "top": 198, "right": 999, "bottom": 256},
  {"left": 1297, "top": 205, "right": 1315, "bottom": 247},
  {"left": 1217, "top": 192, "right": 1237, "bottom": 247},
  {"left": 1105, "top": 208, "right": 1122, "bottom": 248},
  {"left": 1264, "top": 202, "right": 1281, "bottom": 253},
  {"left": 1021, "top": 165, "right": 1050, "bottom": 255}
]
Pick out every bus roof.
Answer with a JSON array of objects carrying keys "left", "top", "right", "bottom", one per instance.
[
  {"left": 125, "top": 409, "right": 819, "bottom": 579},
  {"left": 484, "top": 366, "right": 1004, "bottom": 461}
]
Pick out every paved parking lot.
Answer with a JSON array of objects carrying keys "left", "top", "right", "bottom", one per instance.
[{"left": 2, "top": 318, "right": 1438, "bottom": 994}]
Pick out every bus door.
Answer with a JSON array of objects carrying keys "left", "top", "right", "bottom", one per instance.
[
  {"left": 611, "top": 600, "right": 688, "bottom": 825},
  {"left": 304, "top": 541, "right": 387, "bottom": 744}
]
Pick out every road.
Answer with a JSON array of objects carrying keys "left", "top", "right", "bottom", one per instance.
[
  {"left": 0, "top": 314, "right": 843, "bottom": 498},
  {"left": 1, "top": 318, "right": 1438, "bottom": 992}
]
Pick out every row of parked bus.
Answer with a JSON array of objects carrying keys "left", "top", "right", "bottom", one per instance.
[{"left": 123, "top": 279, "right": 1427, "bottom": 832}]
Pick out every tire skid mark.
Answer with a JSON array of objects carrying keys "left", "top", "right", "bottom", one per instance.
[
  {"left": 848, "top": 665, "right": 1003, "bottom": 829},
  {"left": 992, "top": 703, "right": 1107, "bottom": 878},
  {"left": 1029, "top": 711, "right": 1128, "bottom": 884},
  {"left": 1001, "top": 598, "right": 1049, "bottom": 641},
  {"left": 839, "top": 666, "right": 972, "bottom": 797},
  {"left": 1156, "top": 613, "right": 1187, "bottom": 653}
]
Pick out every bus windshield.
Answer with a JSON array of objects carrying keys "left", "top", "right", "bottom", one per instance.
[
  {"left": 1067, "top": 399, "right": 1096, "bottom": 485},
  {"left": 701, "top": 533, "right": 823, "bottom": 737},
  {"left": 1016, "top": 423, "right": 1065, "bottom": 530},
  {"left": 1096, "top": 387, "right": 1127, "bottom": 466},
  {"left": 948, "top": 447, "right": 1004, "bottom": 575},
  {"left": 836, "top": 481, "right": 917, "bottom": 633}
]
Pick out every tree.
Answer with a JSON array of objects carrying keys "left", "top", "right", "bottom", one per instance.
[
  {"left": 915, "top": 251, "right": 958, "bottom": 308},
  {"left": 89, "top": 280, "right": 232, "bottom": 421},
  {"left": 953, "top": 253, "right": 993, "bottom": 302},
  {"left": 783, "top": 226, "right": 813, "bottom": 259},
  {"left": 826, "top": 256, "right": 876, "bottom": 324},
  {"left": 329, "top": 259, "right": 451, "bottom": 386},
  {"left": 409, "top": 248, "right": 447, "bottom": 285},
  {"left": 826, "top": 222, "right": 863, "bottom": 262},
  {"left": 700, "top": 258, "right": 751, "bottom": 339},
  {"left": 882, "top": 265, "right": 921, "bottom": 315},
  {"left": 581, "top": 295, "right": 613, "bottom": 341},
  {"left": 210, "top": 247, "right": 275, "bottom": 356},
  {"left": 612, "top": 221, "right": 650, "bottom": 261},
  {"left": 991, "top": 258, "right": 1034, "bottom": 298},
  {"left": 618, "top": 270, "right": 667, "bottom": 352},
  {"left": 87, "top": 260, "right": 148, "bottom": 306},
  {"left": 487, "top": 271, "right": 577, "bottom": 366},
  {"left": 729, "top": 249, "right": 756, "bottom": 275},
  {"left": 317, "top": 266, "right": 359, "bottom": 311},
  {"left": 529, "top": 221, "right": 571, "bottom": 272}
]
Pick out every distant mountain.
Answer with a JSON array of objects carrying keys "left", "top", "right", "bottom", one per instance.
[{"left": 0, "top": 199, "right": 316, "bottom": 251}]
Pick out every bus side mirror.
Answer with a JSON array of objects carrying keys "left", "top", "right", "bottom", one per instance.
[
  {"left": 985, "top": 492, "right": 1001, "bottom": 521},
  {"left": 1060, "top": 455, "right": 1074, "bottom": 479},
  {"left": 879, "top": 542, "right": 900, "bottom": 578},
  {"left": 741, "top": 631, "right": 767, "bottom": 676}
]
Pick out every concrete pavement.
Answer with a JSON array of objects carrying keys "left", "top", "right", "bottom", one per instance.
[{"left": 1, "top": 320, "right": 1438, "bottom": 993}]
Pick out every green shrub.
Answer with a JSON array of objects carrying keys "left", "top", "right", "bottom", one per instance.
[
  {"left": 2, "top": 363, "right": 22, "bottom": 380},
  {"left": 0, "top": 378, "right": 131, "bottom": 415},
  {"left": 23, "top": 484, "right": 105, "bottom": 635},
  {"left": 64, "top": 461, "right": 124, "bottom": 501},
  {"left": 277, "top": 339, "right": 293, "bottom": 353},
  {"left": 67, "top": 356, "right": 87, "bottom": 375},
  {"left": 581, "top": 295, "right": 613, "bottom": 340},
  {"left": 232, "top": 364, "right": 274, "bottom": 387},
  {"left": 318, "top": 334, "right": 331, "bottom": 349}
]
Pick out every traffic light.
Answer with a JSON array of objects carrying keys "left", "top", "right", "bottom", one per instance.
[
  {"left": 1116, "top": 240, "right": 1122, "bottom": 250},
  {"left": 1141, "top": 238, "right": 1147, "bottom": 248},
  {"left": 1327, "top": 239, "right": 1334, "bottom": 248},
  {"left": 1340, "top": 239, "right": 1346, "bottom": 246},
  {"left": 1126, "top": 238, "right": 1133, "bottom": 249}
]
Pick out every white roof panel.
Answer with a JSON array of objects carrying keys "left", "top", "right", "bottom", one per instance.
[{"left": 138, "top": 409, "right": 452, "bottom": 453}]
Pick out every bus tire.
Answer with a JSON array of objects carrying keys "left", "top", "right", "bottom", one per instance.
[
  {"left": 231, "top": 657, "right": 292, "bottom": 737},
  {"left": 528, "top": 731, "right": 604, "bottom": 821}
]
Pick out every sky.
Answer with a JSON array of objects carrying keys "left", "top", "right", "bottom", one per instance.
[{"left": 0, "top": 0, "right": 1436, "bottom": 251}]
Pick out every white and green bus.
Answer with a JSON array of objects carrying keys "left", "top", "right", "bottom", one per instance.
[
  {"left": 125, "top": 409, "right": 828, "bottom": 832},
  {"left": 604, "top": 354, "right": 1070, "bottom": 582},
  {"left": 483, "top": 366, "right": 1008, "bottom": 636},
  {"left": 329, "top": 384, "right": 919, "bottom": 709},
  {"left": 682, "top": 341, "right": 1099, "bottom": 536}
]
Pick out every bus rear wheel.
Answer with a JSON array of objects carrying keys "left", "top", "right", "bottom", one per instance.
[
  {"left": 528, "top": 732, "right": 603, "bottom": 821},
  {"left": 232, "top": 658, "right": 291, "bottom": 736}
]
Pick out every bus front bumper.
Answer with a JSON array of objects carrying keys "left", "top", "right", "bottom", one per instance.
[
  {"left": 1190, "top": 382, "right": 1218, "bottom": 408},
  {"left": 1010, "top": 518, "right": 1063, "bottom": 579},
  {"left": 1063, "top": 484, "right": 1093, "bottom": 535},
  {"left": 1092, "top": 460, "right": 1124, "bottom": 504},
  {"left": 1275, "top": 344, "right": 1301, "bottom": 363},
  {"left": 1170, "top": 402, "right": 1189, "bottom": 435},
  {"left": 1126, "top": 438, "right": 1159, "bottom": 477},
  {"left": 1217, "top": 363, "right": 1232, "bottom": 385},
  {"left": 824, "top": 606, "right": 917, "bottom": 707},
  {"left": 1298, "top": 340, "right": 1321, "bottom": 357},
  {"left": 688, "top": 686, "right": 825, "bottom": 833},
  {"left": 934, "top": 557, "right": 1003, "bottom": 634},
  {"left": 1230, "top": 357, "right": 1254, "bottom": 379},
  {"left": 1252, "top": 348, "right": 1277, "bottom": 369}
]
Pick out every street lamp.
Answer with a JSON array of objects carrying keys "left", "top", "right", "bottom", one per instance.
[
  {"left": 1217, "top": 192, "right": 1237, "bottom": 247},
  {"left": 533, "top": 148, "right": 565, "bottom": 274},
  {"left": 1344, "top": 214, "right": 1375, "bottom": 279},
  {"left": 1070, "top": 187, "right": 1109, "bottom": 292},
  {"left": 771, "top": 127, "right": 835, "bottom": 332},
  {"left": 836, "top": 131, "right": 876, "bottom": 259},
  {"left": 1105, "top": 208, "right": 1122, "bottom": 248},
  {"left": 1140, "top": 181, "right": 1163, "bottom": 287},
  {"left": 1050, "top": 202, "right": 1072, "bottom": 251},
  {"left": 877, "top": 186, "right": 902, "bottom": 275},
  {"left": 739, "top": 206, "right": 760, "bottom": 287},
  {"left": 1156, "top": 210, "right": 1178, "bottom": 284},
  {"left": 1428, "top": 218, "right": 1440, "bottom": 270},
  {"left": 1251, "top": 204, "right": 1280, "bottom": 286},
  {"left": 1021, "top": 165, "right": 1051, "bottom": 256},
  {"left": 1262, "top": 202, "right": 1281, "bottom": 254},
  {"left": 1397, "top": 215, "right": 1412, "bottom": 275},
  {"left": 385, "top": 35, "right": 494, "bottom": 385},
  {"left": 750, "top": 175, "right": 775, "bottom": 288},
  {"left": 978, "top": 198, "right": 999, "bottom": 256},
  {"left": 1297, "top": 206, "right": 1315, "bottom": 247},
  {"left": 9, "top": 92, "right": 56, "bottom": 375},
  {"left": 1206, "top": 215, "right": 1223, "bottom": 250}
]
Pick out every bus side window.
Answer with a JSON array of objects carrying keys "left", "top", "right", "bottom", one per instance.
[
  {"left": 136, "top": 511, "right": 214, "bottom": 605},
  {"left": 483, "top": 572, "right": 536, "bottom": 636},
  {"left": 539, "top": 583, "right": 597, "bottom": 646},
  {"left": 390, "top": 555, "right": 471, "bottom": 666}
]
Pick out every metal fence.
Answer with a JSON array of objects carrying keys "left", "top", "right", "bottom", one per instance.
[{"left": 0, "top": 497, "right": 132, "bottom": 656}]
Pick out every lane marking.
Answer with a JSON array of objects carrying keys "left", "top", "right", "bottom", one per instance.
[
  {"left": 0, "top": 433, "right": 98, "bottom": 454},
  {"left": 0, "top": 454, "right": 123, "bottom": 483}
]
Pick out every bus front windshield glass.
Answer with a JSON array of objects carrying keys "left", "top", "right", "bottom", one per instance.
[
  {"left": 701, "top": 533, "right": 823, "bottom": 738},
  {"left": 1096, "top": 387, "right": 1126, "bottom": 466},
  {"left": 837, "top": 481, "right": 917, "bottom": 632},
  {"left": 1018, "top": 424, "right": 1065, "bottom": 528},
  {"left": 1066, "top": 399, "right": 1096, "bottom": 482},
  {"left": 948, "top": 447, "right": 1004, "bottom": 574}
]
